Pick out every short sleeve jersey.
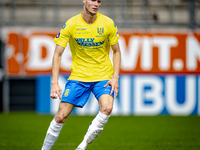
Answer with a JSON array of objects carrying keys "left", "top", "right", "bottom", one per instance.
[{"left": 53, "top": 13, "right": 119, "bottom": 82}]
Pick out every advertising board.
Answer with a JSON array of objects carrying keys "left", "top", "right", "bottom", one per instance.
[
  {"left": 2, "top": 29, "right": 200, "bottom": 75},
  {"left": 36, "top": 75, "right": 200, "bottom": 115},
  {"left": 2, "top": 28, "right": 200, "bottom": 115}
]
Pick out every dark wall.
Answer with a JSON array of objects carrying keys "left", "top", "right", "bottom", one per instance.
[{"left": 9, "top": 79, "right": 36, "bottom": 111}]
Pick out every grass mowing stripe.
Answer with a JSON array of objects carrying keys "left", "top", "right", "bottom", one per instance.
[{"left": 0, "top": 113, "right": 200, "bottom": 150}]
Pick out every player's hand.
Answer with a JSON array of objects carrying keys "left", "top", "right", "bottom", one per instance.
[
  {"left": 50, "top": 83, "right": 62, "bottom": 100},
  {"left": 104, "top": 77, "right": 119, "bottom": 99}
]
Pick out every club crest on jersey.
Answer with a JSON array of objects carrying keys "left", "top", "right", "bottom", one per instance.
[{"left": 97, "top": 27, "right": 104, "bottom": 35}]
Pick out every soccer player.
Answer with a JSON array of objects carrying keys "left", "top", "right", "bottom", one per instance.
[{"left": 41, "top": 0, "right": 121, "bottom": 150}]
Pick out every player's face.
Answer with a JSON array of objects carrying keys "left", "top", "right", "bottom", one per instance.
[{"left": 83, "top": 0, "right": 101, "bottom": 15}]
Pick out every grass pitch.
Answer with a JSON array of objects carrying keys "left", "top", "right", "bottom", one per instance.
[{"left": 0, "top": 112, "right": 200, "bottom": 150}]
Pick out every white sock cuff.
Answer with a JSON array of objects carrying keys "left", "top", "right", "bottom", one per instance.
[
  {"left": 97, "top": 111, "right": 110, "bottom": 124},
  {"left": 50, "top": 119, "right": 64, "bottom": 132}
]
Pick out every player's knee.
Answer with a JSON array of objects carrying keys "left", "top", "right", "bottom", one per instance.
[
  {"left": 102, "top": 106, "right": 113, "bottom": 115},
  {"left": 54, "top": 114, "right": 66, "bottom": 124}
]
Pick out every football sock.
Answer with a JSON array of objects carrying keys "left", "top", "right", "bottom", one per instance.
[
  {"left": 42, "top": 119, "right": 64, "bottom": 150},
  {"left": 77, "top": 111, "right": 110, "bottom": 150}
]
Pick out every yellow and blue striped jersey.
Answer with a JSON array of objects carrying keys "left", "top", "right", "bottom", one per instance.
[{"left": 53, "top": 12, "right": 119, "bottom": 82}]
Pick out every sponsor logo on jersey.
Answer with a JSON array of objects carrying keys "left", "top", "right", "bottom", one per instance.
[
  {"left": 114, "top": 22, "right": 117, "bottom": 28},
  {"left": 74, "top": 38, "right": 104, "bottom": 48},
  {"left": 56, "top": 32, "right": 60, "bottom": 38},
  {"left": 76, "top": 28, "right": 87, "bottom": 30},
  {"left": 62, "top": 23, "right": 66, "bottom": 29}
]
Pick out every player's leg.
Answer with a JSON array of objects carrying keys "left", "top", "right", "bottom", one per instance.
[
  {"left": 76, "top": 95, "right": 114, "bottom": 150},
  {"left": 43, "top": 80, "right": 92, "bottom": 150},
  {"left": 42, "top": 102, "right": 75, "bottom": 150},
  {"left": 86, "top": 94, "right": 114, "bottom": 143}
]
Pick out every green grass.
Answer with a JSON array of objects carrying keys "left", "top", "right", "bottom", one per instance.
[{"left": 0, "top": 112, "right": 200, "bottom": 150}]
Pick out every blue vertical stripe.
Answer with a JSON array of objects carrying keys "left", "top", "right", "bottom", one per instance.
[{"left": 36, "top": 76, "right": 51, "bottom": 113}]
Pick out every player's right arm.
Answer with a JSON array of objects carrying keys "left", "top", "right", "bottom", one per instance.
[{"left": 50, "top": 44, "right": 65, "bottom": 100}]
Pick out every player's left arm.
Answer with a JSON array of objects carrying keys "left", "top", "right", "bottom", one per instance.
[{"left": 104, "top": 42, "right": 121, "bottom": 98}]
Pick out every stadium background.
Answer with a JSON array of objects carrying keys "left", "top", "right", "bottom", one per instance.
[
  {"left": 0, "top": 0, "right": 200, "bottom": 115},
  {"left": 1, "top": 1, "right": 200, "bottom": 150}
]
